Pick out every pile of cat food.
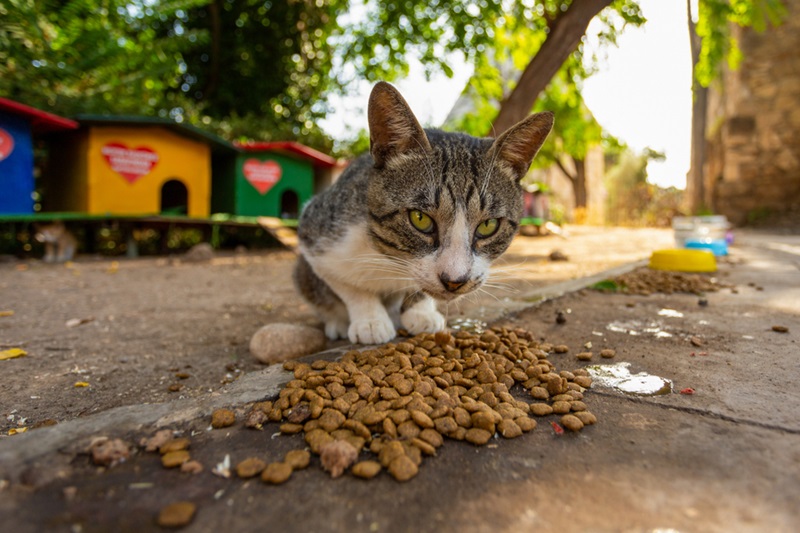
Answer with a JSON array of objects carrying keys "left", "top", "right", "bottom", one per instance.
[
  {"left": 236, "top": 327, "right": 596, "bottom": 483},
  {"left": 598, "top": 267, "right": 731, "bottom": 296}
]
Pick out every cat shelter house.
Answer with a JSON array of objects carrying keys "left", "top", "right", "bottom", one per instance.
[
  {"left": 215, "top": 141, "right": 339, "bottom": 219},
  {"left": 0, "top": 98, "right": 78, "bottom": 215},
  {"left": 41, "top": 116, "right": 237, "bottom": 218}
]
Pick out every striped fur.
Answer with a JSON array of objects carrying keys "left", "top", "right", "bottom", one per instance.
[{"left": 295, "top": 82, "right": 553, "bottom": 344}]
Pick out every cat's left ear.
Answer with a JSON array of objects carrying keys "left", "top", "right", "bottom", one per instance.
[
  {"left": 487, "top": 111, "right": 554, "bottom": 179},
  {"left": 368, "top": 82, "right": 432, "bottom": 168}
]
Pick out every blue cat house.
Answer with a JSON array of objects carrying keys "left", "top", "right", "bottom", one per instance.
[{"left": 0, "top": 98, "right": 78, "bottom": 214}]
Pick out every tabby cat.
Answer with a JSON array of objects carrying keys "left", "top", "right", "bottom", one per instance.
[
  {"left": 295, "top": 82, "right": 553, "bottom": 345},
  {"left": 35, "top": 221, "right": 77, "bottom": 263}
]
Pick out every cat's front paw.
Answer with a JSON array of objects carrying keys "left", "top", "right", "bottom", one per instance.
[
  {"left": 401, "top": 308, "right": 446, "bottom": 335},
  {"left": 348, "top": 317, "right": 396, "bottom": 345}
]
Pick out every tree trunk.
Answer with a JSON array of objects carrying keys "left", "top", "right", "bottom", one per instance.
[
  {"left": 488, "top": 0, "right": 612, "bottom": 136},
  {"left": 687, "top": 0, "right": 707, "bottom": 214},
  {"left": 201, "top": 0, "right": 223, "bottom": 101},
  {"left": 555, "top": 156, "right": 588, "bottom": 209}
]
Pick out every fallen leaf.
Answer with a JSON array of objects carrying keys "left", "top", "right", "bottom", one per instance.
[
  {"left": 8, "top": 427, "right": 28, "bottom": 436},
  {"left": 0, "top": 348, "right": 27, "bottom": 361},
  {"left": 0, "top": 310, "right": 14, "bottom": 317},
  {"left": 74, "top": 381, "right": 90, "bottom": 388},
  {"left": 690, "top": 336, "right": 705, "bottom": 347}
]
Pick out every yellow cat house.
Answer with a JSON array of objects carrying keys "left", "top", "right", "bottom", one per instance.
[{"left": 43, "top": 116, "right": 236, "bottom": 217}]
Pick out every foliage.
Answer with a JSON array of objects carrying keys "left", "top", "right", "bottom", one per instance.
[
  {"left": 694, "top": 0, "right": 787, "bottom": 86},
  {"left": 604, "top": 148, "right": 684, "bottom": 227}
]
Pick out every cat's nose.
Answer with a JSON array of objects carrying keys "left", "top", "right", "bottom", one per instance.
[{"left": 440, "top": 273, "right": 469, "bottom": 292}]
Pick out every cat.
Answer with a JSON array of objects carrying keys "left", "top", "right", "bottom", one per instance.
[
  {"left": 34, "top": 221, "right": 78, "bottom": 263},
  {"left": 294, "top": 82, "right": 553, "bottom": 345}
]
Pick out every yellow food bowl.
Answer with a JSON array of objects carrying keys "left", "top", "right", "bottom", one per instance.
[{"left": 649, "top": 249, "right": 717, "bottom": 273}]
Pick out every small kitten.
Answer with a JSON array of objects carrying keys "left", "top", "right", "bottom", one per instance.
[
  {"left": 295, "top": 82, "right": 553, "bottom": 344},
  {"left": 35, "top": 221, "right": 78, "bottom": 263}
]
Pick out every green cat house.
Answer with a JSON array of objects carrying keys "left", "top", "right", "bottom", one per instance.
[{"left": 214, "top": 141, "right": 338, "bottom": 219}]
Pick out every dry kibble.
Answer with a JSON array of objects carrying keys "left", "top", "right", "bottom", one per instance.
[
  {"left": 161, "top": 450, "right": 191, "bottom": 468},
  {"left": 257, "top": 326, "right": 603, "bottom": 483},
  {"left": 388, "top": 455, "right": 418, "bottom": 481},
  {"left": 465, "top": 428, "right": 493, "bottom": 445},
  {"left": 180, "top": 460, "right": 203, "bottom": 474},
  {"left": 352, "top": 460, "right": 382, "bottom": 479},
  {"left": 600, "top": 349, "right": 616, "bottom": 358},
  {"left": 157, "top": 501, "right": 196, "bottom": 528},
  {"left": 159, "top": 438, "right": 190, "bottom": 455},
  {"left": 772, "top": 325, "right": 789, "bottom": 333},
  {"left": 574, "top": 411, "right": 597, "bottom": 425},
  {"left": 576, "top": 352, "right": 593, "bottom": 361},
  {"left": 91, "top": 439, "right": 130, "bottom": 467},
  {"left": 211, "top": 409, "right": 236, "bottom": 429},
  {"left": 560, "top": 414, "right": 584, "bottom": 432},
  {"left": 236, "top": 457, "right": 267, "bottom": 478},
  {"left": 284, "top": 450, "right": 311, "bottom": 470},
  {"left": 261, "top": 462, "right": 293, "bottom": 484}
]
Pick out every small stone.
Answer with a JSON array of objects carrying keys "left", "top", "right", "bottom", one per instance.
[
  {"left": 91, "top": 439, "right": 130, "bottom": 467},
  {"left": 556, "top": 311, "right": 567, "bottom": 325},
  {"left": 319, "top": 440, "right": 358, "bottom": 478},
  {"left": 180, "top": 460, "right": 203, "bottom": 474},
  {"left": 157, "top": 501, "right": 196, "bottom": 528},
  {"left": 210, "top": 409, "right": 235, "bottom": 429},
  {"left": 772, "top": 325, "right": 789, "bottom": 333},
  {"left": 249, "top": 323, "right": 326, "bottom": 364}
]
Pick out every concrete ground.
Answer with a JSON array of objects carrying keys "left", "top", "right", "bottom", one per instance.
[{"left": 1, "top": 229, "right": 798, "bottom": 532}]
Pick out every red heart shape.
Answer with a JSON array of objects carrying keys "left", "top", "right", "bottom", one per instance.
[
  {"left": 0, "top": 127, "right": 14, "bottom": 162},
  {"left": 101, "top": 142, "right": 159, "bottom": 184},
  {"left": 243, "top": 159, "right": 282, "bottom": 195}
]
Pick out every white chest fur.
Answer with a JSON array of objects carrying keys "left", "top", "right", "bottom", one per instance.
[{"left": 300, "top": 226, "right": 417, "bottom": 296}]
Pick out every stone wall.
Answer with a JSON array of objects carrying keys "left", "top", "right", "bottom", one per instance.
[{"left": 703, "top": 0, "right": 800, "bottom": 225}]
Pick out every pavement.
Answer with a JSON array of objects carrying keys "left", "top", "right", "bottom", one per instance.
[{"left": 1, "top": 229, "right": 798, "bottom": 533}]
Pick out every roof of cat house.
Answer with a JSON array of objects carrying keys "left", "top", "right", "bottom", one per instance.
[
  {"left": 0, "top": 98, "right": 79, "bottom": 133},
  {"left": 234, "top": 140, "right": 338, "bottom": 168},
  {"left": 73, "top": 115, "right": 238, "bottom": 154}
]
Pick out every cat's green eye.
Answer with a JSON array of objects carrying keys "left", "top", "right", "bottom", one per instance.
[
  {"left": 409, "top": 210, "right": 435, "bottom": 233},
  {"left": 476, "top": 218, "right": 499, "bottom": 238}
]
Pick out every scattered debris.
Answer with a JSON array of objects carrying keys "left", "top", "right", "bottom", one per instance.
[
  {"left": 549, "top": 250, "right": 569, "bottom": 262},
  {"left": 592, "top": 267, "right": 732, "bottom": 296},
  {"left": 320, "top": 440, "right": 359, "bottom": 478},
  {"left": 680, "top": 388, "right": 696, "bottom": 395},
  {"left": 210, "top": 409, "right": 236, "bottom": 429},
  {"left": 771, "top": 325, "right": 789, "bottom": 333},
  {"left": 65, "top": 317, "right": 94, "bottom": 328},
  {"left": 0, "top": 348, "right": 26, "bottom": 361},
  {"left": 91, "top": 438, "right": 131, "bottom": 467}
]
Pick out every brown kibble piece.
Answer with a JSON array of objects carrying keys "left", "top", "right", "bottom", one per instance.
[
  {"left": 552, "top": 401, "right": 572, "bottom": 414},
  {"left": 159, "top": 438, "right": 190, "bottom": 455},
  {"left": 465, "top": 428, "right": 492, "bottom": 445},
  {"left": 573, "top": 376, "right": 593, "bottom": 389},
  {"left": 772, "top": 325, "right": 789, "bottom": 333},
  {"left": 352, "top": 460, "right": 382, "bottom": 479},
  {"left": 600, "top": 349, "right": 616, "bottom": 358},
  {"left": 157, "top": 501, "right": 196, "bottom": 528},
  {"left": 553, "top": 345, "right": 569, "bottom": 353},
  {"left": 236, "top": 457, "right": 267, "bottom": 478},
  {"left": 515, "top": 416, "right": 537, "bottom": 432},
  {"left": 284, "top": 450, "right": 311, "bottom": 470},
  {"left": 576, "top": 352, "right": 593, "bottom": 361},
  {"left": 211, "top": 408, "right": 236, "bottom": 429},
  {"left": 561, "top": 414, "right": 584, "bottom": 432},
  {"left": 574, "top": 411, "right": 597, "bottom": 425},
  {"left": 530, "top": 403, "right": 554, "bottom": 416},
  {"left": 162, "top": 450, "right": 191, "bottom": 468},
  {"left": 261, "top": 462, "right": 293, "bottom": 484},
  {"left": 320, "top": 440, "right": 359, "bottom": 478},
  {"left": 497, "top": 419, "right": 522, "bottom": 439},
  {"left": 388, "top": 455, "right": 418, "bottom": 482}
]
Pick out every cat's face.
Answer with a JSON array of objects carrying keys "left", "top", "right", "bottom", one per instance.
[
  {"left": 364, "top": 82, "right": 553, "bottom": 302},
  {"left": 366, "top": 141, "right": 524, "bottom": 301}
]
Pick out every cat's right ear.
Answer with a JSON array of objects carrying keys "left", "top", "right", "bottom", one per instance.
[{"left": 368, "top": 82, "right": 432, "bottom": 168}]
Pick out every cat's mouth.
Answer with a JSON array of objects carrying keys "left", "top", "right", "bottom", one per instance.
[{"left": 422, "top": 278, "right": 482, "bottom": 302}]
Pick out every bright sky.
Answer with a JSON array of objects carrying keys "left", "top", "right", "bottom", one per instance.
[{"left": 320, "top": 0, "right": 692, "bottom": 189}]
